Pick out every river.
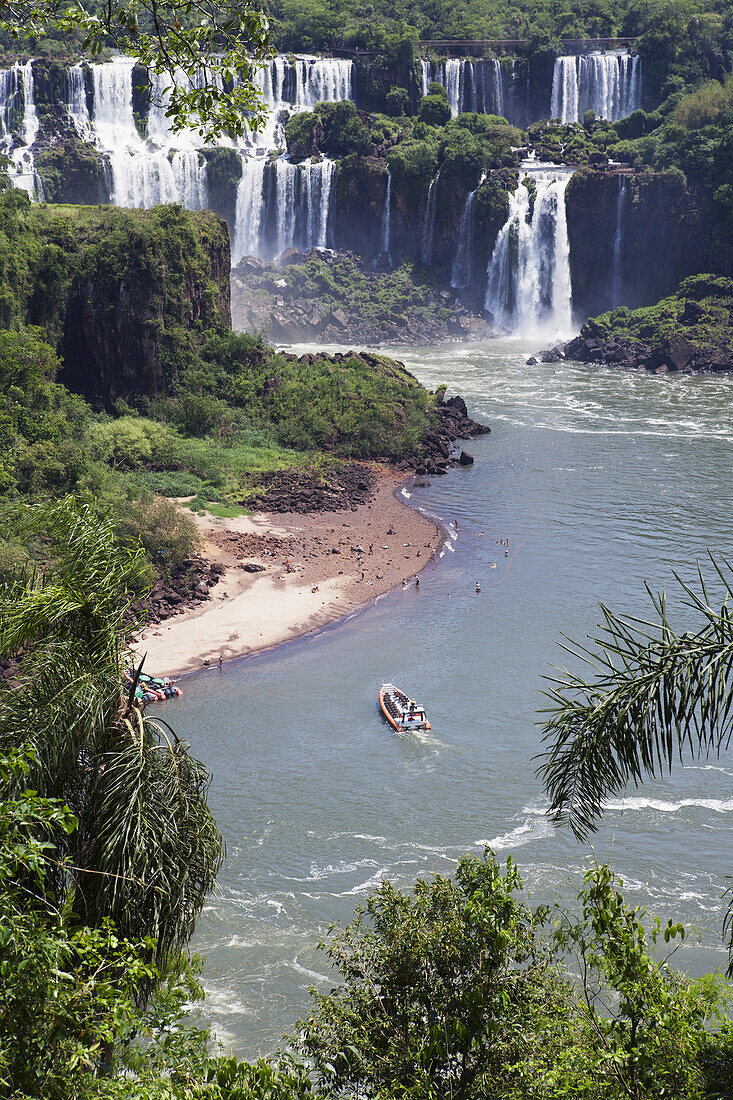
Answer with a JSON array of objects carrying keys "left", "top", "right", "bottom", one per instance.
[{"left": 163, "top": 339, "right": 733, "bottom": 1054}]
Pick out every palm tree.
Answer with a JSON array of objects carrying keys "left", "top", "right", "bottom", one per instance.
[
  {"left": 537, "top": 556, "right": 733, "bottom": 965},
  {"left": 0, "top": 497, "right": 222, "bottom": 974}
]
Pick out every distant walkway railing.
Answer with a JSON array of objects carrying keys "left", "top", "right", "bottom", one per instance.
[{"left": 331, "top": 38, "right": 638, "bottom": 58}]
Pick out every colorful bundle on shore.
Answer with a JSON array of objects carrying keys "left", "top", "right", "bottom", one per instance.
[{"left": 123, "top": 669, "right": 183, "bottom": 707}]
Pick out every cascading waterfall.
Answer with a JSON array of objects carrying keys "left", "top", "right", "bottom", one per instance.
[
  {"left": 451, "top": 182, "right": 481, "bottom": 289},
  {"left": 251, "top": 56, "right": 353, "bottom": 148},
  {"left": 421, "top": 174, "right": 439, "bottom": 265},
  {"left": 232, "top": 157, "right": 266, "bottom": 265},
  {"left": 255, "top": 56, "right": 352, "bottom": 110},
  {"left": 234, "top": 156, "right": 335, "bottom": 263},
  {"left": 147, "top": 69, "right": 208, "bottom": 210},
  {"left": 485, "top": 168, "right": 573, "bottom": 335},
  {"left": 420, "top": 58, "right": 510, "bottom": 118},
  {"left": 381, "top": 169, "right": 392, "bottom": 264},
  {"left": 610, "top": 175, "right": 629, "bottom": 306},
  {"left": 0, "top": 61, "right": 44, "bottom": 198},
  {"left": 90, "top": 58, "right": 175, "bottom": 207},
  {"left": 551, "top": 52, "right": 642, "bottom": 123},
  {"left": 67, "top": 64, "right": 93, "bottom": 140}
]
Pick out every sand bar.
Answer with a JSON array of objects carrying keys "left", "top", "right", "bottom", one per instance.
[{"left": 134, "top": 468, "right": 444, "bottom": 677}]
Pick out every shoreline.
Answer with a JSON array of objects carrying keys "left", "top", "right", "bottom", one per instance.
[{"left": 134, "top": 467, "right": 448, "bottom": 678}]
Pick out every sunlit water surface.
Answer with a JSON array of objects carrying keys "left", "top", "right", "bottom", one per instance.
[{"left": 160, "top": 340, "right": 733, "bottom": 1054}]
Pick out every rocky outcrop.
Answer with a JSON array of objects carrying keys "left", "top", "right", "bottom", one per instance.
[
  {"left": 137, "top": 558, "right": 226, "bottom": 625},
  {"left": 244, "top": 462, "right": 378, "bottom": 513},
  {"left": 231, "top": 248, "right": 494, "bottom": 345},
  {"left": 394, "top": 392, "right": 490, "bottom": 477},
  {"left": 537, "top": 273, "right": 733, "bottom": 373}
]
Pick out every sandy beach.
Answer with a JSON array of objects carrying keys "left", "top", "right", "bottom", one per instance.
[{"left": 134, "top": 468, "right": 444, "bottom": 676}]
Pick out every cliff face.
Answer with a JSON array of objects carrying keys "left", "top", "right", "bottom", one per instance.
[
  {"left": 60, "top": 206, "right": 231, "bottom": 404},
  {"left": 566, "top": 168, "right": 733, "bottom": 322},
  {"left": 6, "top": 201, "right": 230, "bottom": 405},
  {"left": 333, "top": 156, "right": 509, "bottom": 279},
  {"left": 335, "top": 155, "right": 388, "bottom": 259}
]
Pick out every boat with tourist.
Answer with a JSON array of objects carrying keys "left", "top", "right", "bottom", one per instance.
[{"left": 379, "top": 683, "right": 431, "bottom": 733}]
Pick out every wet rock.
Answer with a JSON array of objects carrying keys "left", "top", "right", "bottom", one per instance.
[{"left": 458, "top": 450, "right": 474, "bottom": 465}]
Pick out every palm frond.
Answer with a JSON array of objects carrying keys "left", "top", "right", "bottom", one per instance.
[{"left": 537, "top": 555, "right": 733, "bottom": 841}]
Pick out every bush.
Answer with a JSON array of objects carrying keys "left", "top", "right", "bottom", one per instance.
[
  {"left": 418, "top": 93, "right": 452, "bottom": 127},
  {"left": 316, "top": 101, "right": 370, "bottom": 154},
  {"left": 386, "top": 138, "right": 439, "bottom": 183},
  {"left": 385, "top": 85, "right": 410, "bottom": 117},
  {"left": 285, "top": 111, "right": 324, "bottom": 156},
  {"left": 115, "top": 494, "right": 201, "bottom": 569}
]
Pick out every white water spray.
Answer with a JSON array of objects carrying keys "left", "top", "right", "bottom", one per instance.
[{"left": 485, "top": 168, "right": 573, "bottom": 336}]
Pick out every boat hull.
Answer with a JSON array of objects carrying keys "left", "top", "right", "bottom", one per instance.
[{"left": 379, "top": 684, "right": 431, "bottom": 733}]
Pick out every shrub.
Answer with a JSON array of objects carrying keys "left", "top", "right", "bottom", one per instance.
[
  {"left": 385, "top": 85, "right": 409, "bottom": 117},
  {"left": 285, "top": 111, "right": 324, "bottom": 156},
  {"left": 115, "top": 494, "right": 201, "bottom": 569},
  {"left": 386, "top": 138, "right": 439, "bottom": 183},
  {"left": 316, "top": 101, "right": 370, "bottom": 154},
  {"left": 418, "top": 93, "right": 452, "bottom": 127}
]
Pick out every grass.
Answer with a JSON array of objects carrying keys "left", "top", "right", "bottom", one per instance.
[{"left": 185, "top": 499, "right": 250, "bottom": 518}]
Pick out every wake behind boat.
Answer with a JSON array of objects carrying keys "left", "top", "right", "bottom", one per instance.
[{"left": 379, "top": 683, "right": 431, "bottom": 733}]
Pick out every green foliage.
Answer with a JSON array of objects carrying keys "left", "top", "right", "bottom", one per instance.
[
  {"left": 538, "top": 553, "right": 733, "bottom": 970},
  {"left": 299, "top": 851, "right": 576, "bottom": 1098},
  {"left": 115, "top": 494, "right": 201, "bottom": 570},
  {"left": 285, "top": 111, "right": 324, "bottom": 157},
  {"left": 385, "top": 85, "right": 410, "bottom": 117},
  {"left": 386, "top": 137, "right": 439, "bottom": 183},
  {"left": 418, "top": 92, "right": 452, "bottom": 127},
  {"left": 298, "top": 851, "right": 733, "bottom": 1098},
  {"left": 0, "top": 326, "right": 89, "bottom": 495},
  {"left": 0, "top": 498, "right": 222, "bottom": 976},
  {"left": 314, "top": 101, "right": 370, "bottom": 155},
  {"left": 175, "top": 330, "right": 438, "bottom": 459},
  {"left": 574, "top": 272, "right": 733, "bottom": 352}
]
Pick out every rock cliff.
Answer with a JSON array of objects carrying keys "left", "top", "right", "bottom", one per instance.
[
  {"left": 566, "top": 167, "right": 733, "bottom": 321},
  {"left": 3, "top": 198, "right": 230, "bottom": 405}
]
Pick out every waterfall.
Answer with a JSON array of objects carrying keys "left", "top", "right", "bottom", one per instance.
[
  {"left": 421, "top": 174, "right": 439, "bottom": 265},
  {"left": 420, "top": 58, "right": 510, "bottom": 118},
  {"left": 443, "top": 59, "right": 463, "bottom": 116},
  {"left": 485, "top": 168, "right": 573, "bottom": 336},
  {"left": 551, "top": 52, "right": 642, "bottom": 123},
  {"left": 232, "top": 157, "right": 266, "bottom": 264},
  {"left": 451, "top": 185, "right": 479, "bottom": 289},
  {"left": 611, "top": 175, "right": 628, "bottom": 306},
  {"left": 67, "top": 64, "right": 93, "bottom": 140},
  {"left": 420, "top": 60, "right": 431, "bottom": 97},
  {"left": 0, "top": 61, "right": 43, "bottom": 199},
  {"left": 90, "top": 58, "right": 209, "bottom": 209},
  {"left": 234, "top": 157, "right": 335, "bottom": 263},
  {"left": 255, "top": 56, "right": 353, "bottom": 111},
  {"left": 380, "top": 169, "right": 392, "bottom": 265}
]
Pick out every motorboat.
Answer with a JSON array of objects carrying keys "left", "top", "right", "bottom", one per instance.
[{"left": 379, "top": 682, "right": 431, "bottom": 733}]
